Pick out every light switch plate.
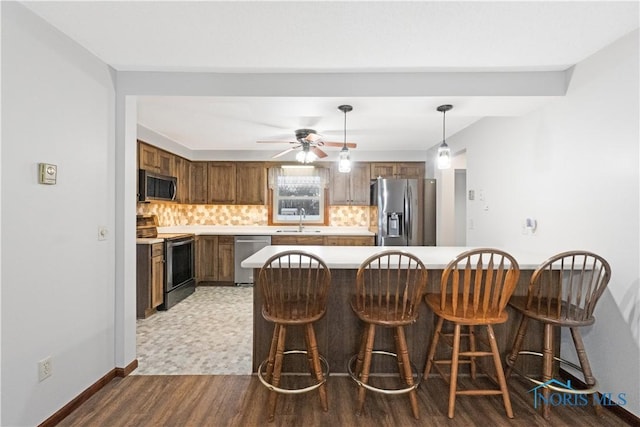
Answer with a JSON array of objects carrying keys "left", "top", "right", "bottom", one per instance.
[{"left": 38, "top": 163, "right": 57, "bottom": 185}]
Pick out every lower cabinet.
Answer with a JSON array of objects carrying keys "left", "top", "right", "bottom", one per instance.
[
  {"left": 136, "top": 242, "right": 165, "bottom": 319},
  {"left": 196, "top": 235, "right": 235, "bottom": 284},
  {"left": 271, "top": 235, "right": 374, "bottom": 246}
]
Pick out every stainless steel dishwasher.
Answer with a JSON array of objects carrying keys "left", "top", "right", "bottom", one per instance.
[{"left": 234, "top": 235, "right": 272, "bottom": 285}]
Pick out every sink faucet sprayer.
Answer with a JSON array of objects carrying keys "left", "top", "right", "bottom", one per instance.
[{"left": 299, "top": 207, "right": 306, "bottom": 232}]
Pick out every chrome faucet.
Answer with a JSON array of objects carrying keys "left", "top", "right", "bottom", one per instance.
[{"left": 298, "top": 207, "right": 306, "bottom": 232}]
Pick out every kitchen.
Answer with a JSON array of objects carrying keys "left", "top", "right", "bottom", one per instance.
[{"left": 3, "top": 2, "right": 639, "bottom": 426}]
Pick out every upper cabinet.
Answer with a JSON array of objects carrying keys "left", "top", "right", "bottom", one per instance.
[
  {"left": 330, "top": 162, "right": 371, "bottom": 206},
  {"left": 174, "top": 156, "right": 191, "bottom": 204},
  {"left": 370, "top": 162, "right": 425, "bottom": 180},
  {"left": 208, "top": 162, "right": 236, "bottom": 204},
  {"left": 138, "top": 141, "right": 173, "bottom": 176},
  {"left": 236, "top": 162, "right": 267, "bottom": 205},
  {"left": 190, "top": 161, "right": 209, "bottom": 204}
]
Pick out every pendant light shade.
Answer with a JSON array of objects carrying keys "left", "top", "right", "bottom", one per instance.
[
  {"left": 338, "top": 105, "right": 353, "bottom": 173},
  {"left": 436, "top": 104, "right": 453, "bottom": 170}
]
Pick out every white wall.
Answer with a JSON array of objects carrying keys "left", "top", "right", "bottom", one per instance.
[
  {"left": 1, "top": 3, "right": 116, "bottom": 426},
  {"left": 444, "top": 30, "right": 640, "bottom": 415}
]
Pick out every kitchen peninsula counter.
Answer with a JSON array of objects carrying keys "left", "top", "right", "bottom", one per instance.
[{"left": 243, "top": 245, "right": 551, "bottom": 374}]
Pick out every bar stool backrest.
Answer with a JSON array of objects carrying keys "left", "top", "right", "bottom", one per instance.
[
  {"left": 354, "top": 250, "right": 428, "bottom": 324},
  {"left": 440, "top": 248, "right": 520, "bottom": 321},
  {"left": 526, "top": 251, "right": 611, "bottom": 324},
  {"left": 259, "top": 250, "right": 331, "bottom": 323}
]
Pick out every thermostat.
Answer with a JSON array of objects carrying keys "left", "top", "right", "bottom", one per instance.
[{"left": 38, "top": 163, "right": 57, "bottom": 185}]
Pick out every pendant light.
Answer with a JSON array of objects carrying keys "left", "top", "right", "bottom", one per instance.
[
  {"left": 338, "top": 104, "right": 353, "bottom": 173},
  {"left": 437, "top": 104, "right": 453, "bottom": 170}
]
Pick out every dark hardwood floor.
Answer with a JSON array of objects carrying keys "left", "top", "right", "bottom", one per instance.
[{"left": 57, "top": 374, "right": 631, "bottom": 427}]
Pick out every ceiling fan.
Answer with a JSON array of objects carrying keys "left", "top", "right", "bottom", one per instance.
[{"left": 257, "top": 128, "right": 357, "bottom": 160}]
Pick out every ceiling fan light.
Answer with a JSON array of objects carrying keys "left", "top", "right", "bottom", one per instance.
[
  {"left": 296, "top": 150, "right": 316, "bottom": 164},
  {"left": 338, "top": 148, "right": 351, "bottom": 173},
  {"left": 437, "top": 142, "right": 451, "bottom": 170}
]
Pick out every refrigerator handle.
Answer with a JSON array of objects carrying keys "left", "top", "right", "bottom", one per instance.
[{"left": 406, "top": 184, "right": 412, "bottom": 240}]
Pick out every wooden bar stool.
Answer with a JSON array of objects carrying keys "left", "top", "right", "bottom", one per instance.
[
  {"left": 423, "top": 248, "right": 520, "bottom": 419},
  {"left": 256, "top": 250, "right": 331, "bottom": 422},
  {"left": 505, "top": 250, "right": 611, "bottom": 419},
  {"left": 348, "top": 250, "right": 428, "bottom": 419}
]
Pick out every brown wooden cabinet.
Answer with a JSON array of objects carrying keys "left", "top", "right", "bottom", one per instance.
[
  {"left": 236, "top": 162, "right": 267, "bottom": 205},
  {"left": 272, "top": 235, "right": 374, "bottom": 246},
  {"left": 196, "top": 235, "right": 235, "bottom": 284},
  {"left": 330, "top": 162, "right": 370, "bottom": 206},
  {"left": 174, "top": 156, "right": 191, "bottom": 204},
  {"left": 136, "top": 242, "right": 165, "bottom": 319},
  {"left": 190, "top": 161, "right": 208, "bottom": 204},
  {"left": 370, "top": 162, "right": 424, "bottom": 179},
  {"left": 324, "top": 236, "right": 375, "bottom": 246},
  {"left": 138, "top": 141, "right": 174, "bottom": 176},
  {"left": 208, "top": 162, "right": 236, "bottom": 204}
]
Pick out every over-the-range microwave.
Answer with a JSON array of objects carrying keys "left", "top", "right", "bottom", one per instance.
[{"left": 138, "top": 169, "right": 177, "bottom": 202}]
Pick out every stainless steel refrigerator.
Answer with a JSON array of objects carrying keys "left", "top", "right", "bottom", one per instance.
[{"left": 370, "top": 178, "right": 436, "bottom": 246}]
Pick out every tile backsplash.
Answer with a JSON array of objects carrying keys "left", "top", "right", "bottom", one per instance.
[{"left": 137, "top": 203, "right": 372, "bottom": 227}]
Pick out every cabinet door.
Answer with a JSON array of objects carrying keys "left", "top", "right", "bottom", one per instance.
[
  {"left": 190, "top": 162, "right": 208, "bottom": 204},
  {"left": 174, "top": 156, "right": 191, "bottom": 204},
  {"left": 150, "top": 251, "right": 165, "bottom": 308},
  {"left": 370, "top": 163, "right": 396, "bottom": 179},
  {"left": 158, "top": 151, "right": 174, "bottom": 176},
  {"left": 329, "top": 164, "right": 351, "bottom": 205},
  {"left": 396, "top": 162, "right": 424, "bottom": 179},
  {"left": 216, "top": 236, "right": 235, "bottom": 282},
  {"left": 236, "top": 162, "right": 266, "bottom": 205},
  {"left": 349, "top": 163, "right": 371, "bottom": 205},
  {"left": 138, "top": 142, "right": 159, "bottom": 172},
  {"left": 196, "top": 236, "right": 217, "bottom": 282},
  {"left": 208, "top": 162, "right": 236, "bottom": 204}
]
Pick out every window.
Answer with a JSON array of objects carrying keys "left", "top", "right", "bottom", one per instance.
[{"left": 269, "top": 167, "right": 328, "bottom": 225}]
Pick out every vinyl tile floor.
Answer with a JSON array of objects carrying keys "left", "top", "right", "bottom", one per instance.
[{"left": 133, "top": 286, "right": 253, "bottom": 375}]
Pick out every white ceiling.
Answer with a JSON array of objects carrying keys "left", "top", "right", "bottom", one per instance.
[{"left": 23, "top": 1, "right": 639, "bottom": 156}]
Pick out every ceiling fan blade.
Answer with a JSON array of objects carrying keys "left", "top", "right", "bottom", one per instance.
[
  {"left": 310, "top": 146, "right": 328, "bottom": 158},
  {"left": 322, "top": 141, "right": 357, "bottom": 148},
  {"left": 304, "top": 133, "right": 322, "bottom": 143},
  {"left": 257, "top": 140, "right": 295, "bottom": 144},
  {"left": 272, "top": 147, "right": 297, "bottom": 158}
]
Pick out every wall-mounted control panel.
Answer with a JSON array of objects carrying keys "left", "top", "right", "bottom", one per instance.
[{"left": 38, "top": 163, "right": 57, "bottom": 185}]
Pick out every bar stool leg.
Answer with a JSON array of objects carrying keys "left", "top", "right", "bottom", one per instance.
[
  {"left": 468, "top": 325, "right": 477, "bottom": 380},
  {"left": 487, "top": 324, "right": 514, "bottom": 418},
  {"left": 505, "top": 315, "right": 530, "bottom": 378},
  {"left": 305, "top": 323, "right": 328, "bottom": 412},
  {"left": 265, "top": 324, "right": 280, "bottom": 383},
  {"left": 423, "top": 316, "right": 444, "bottom": 380},
  {"left": 570, "top": 327, "right": 601, "bottom": 416},
  {"left": 356, "top": 323, "right": 376, "bottom": 415},
  {"left": 447, "top": 323, "right": 461, "bottom": 418},
  {"left": 542, "top": 323, "right": 554, "bottom": 420},
  {"left": 395, "top": 326, "right": 419, "bottom": 419},
  {"left": 268, "top": 324, "right": 287, "bottom": 422},
  {"left": 354, "top": 323, "right": 370, "bottom": 379}
]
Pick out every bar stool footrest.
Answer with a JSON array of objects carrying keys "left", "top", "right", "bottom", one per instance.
[
  {"left": 348, "top": 350, "right": 421, "bottom": 395},
  {"left": 508, "top": 350, "right": 598, "bottom": 394},
  {"left": 258, "top": 350, "right": 329, "bottom": 395}
]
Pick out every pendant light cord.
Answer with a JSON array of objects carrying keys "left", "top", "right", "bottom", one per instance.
[
  {"left": 343, "top": 109, "right": 347, "bottom": 149},
  {"left": 442, "top": 109, "right": 446, "bottom": 144}
]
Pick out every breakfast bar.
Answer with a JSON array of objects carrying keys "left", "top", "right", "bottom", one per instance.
[{"left": 242, "top": 245, "right": 551, "bottom": 375}]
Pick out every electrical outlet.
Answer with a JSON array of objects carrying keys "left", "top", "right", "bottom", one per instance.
[{"left": 38, "top": 356, "right": 52, "bottom": 381}]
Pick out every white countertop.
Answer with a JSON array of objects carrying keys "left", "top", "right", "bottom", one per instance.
[
  {"left": 240, "top": 245, "right": 549, "bottom": 270},
  {"left": 157, "top": 225, "right": 374, "bottom": 236},
  {"left": 136, "top": 226, "right": 374, "bottom": 244}
]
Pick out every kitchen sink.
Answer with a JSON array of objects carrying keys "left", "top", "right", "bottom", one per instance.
[{"left": 275, "top": 229, "right": 322, "bottom": 233}]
